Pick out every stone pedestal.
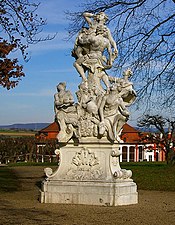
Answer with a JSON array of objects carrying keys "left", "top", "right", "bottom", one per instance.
[{"left": 41, "top": 138, "right": 138, "bottom": 206}]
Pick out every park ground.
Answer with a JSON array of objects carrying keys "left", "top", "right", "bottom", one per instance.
[{"left": 0, "top": 164, "right": 175, "bottom": 225}]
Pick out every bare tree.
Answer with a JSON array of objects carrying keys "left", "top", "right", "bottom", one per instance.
[
  {"left": 138, "top": 114, "right": 175, "bottom": 163},
  {"left": 0, "top": 0, "right": 56, "bottom": 89},
  {"left": 66, "top": 0, "right": 175, "bottom": 108}
]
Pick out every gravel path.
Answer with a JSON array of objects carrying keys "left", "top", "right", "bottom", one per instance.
[{"left": 0, "top": 166, "right": 174, "bottom": 225}]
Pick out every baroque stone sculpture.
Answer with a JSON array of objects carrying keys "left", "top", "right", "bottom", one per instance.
[
  {"left": 54, "top": 12, "right": 136, "bottom": 143},
  {"left": 41, "top": 11, "right": 138, "bottom": 206}
]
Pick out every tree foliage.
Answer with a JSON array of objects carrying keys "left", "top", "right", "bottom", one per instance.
[
  {"left": 0, "top": 0, "right": 55, "bottom": 89},
  {"left": 0, "top": 39, "right": 24, "bottom": 89},
  {"left": 138, "top": 114, "right": 175, "bottom": 162},
  {"left": 66, "top": 0, "right": 175, "bottom": 108}
]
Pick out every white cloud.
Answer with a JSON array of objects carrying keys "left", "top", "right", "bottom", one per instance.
[
  {"left": 39, "top": 68, "right": 75, "bottom": 73},
  {"left": 28, "top": 41, "right": 72, "bottom": 53},
  {"left": 1, "top": 89, "right": 54, "bottom": 97},
  {"left": 27, "top": 31, "right": 74, "bottom": 53}
]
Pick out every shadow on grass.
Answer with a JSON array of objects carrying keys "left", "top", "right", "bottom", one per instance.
[{"left": 0, "top": 167, "right": 21, "bottom": 192}]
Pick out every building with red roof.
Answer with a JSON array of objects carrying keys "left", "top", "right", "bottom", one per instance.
[
  {"left": 35, "top": 122, "right": 59, "bottom": 140},
  {"left": 35, "top": 122, "right": 165, "bottom": 162}
]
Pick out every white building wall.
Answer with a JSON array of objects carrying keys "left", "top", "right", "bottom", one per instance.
[{"left": 120, "top": 144, "right": 146, "bottom": 162}]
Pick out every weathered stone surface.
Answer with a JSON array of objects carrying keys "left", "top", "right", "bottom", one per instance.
[
  {"left": 41, "top": 11, "right": 138, "bottom": 206},
  {"left": 41, "top": 138, "right": 138, "bottom": 205},
  {"left": 54, "top": 12, "right": 136, "bottom": 143}
]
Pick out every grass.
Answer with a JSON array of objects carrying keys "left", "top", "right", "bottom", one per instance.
[
  {"left": 0, "top": 161, "right": 175, "bottom": 193},
  {"left": 8, "top": 162, "right": 58, "bottom": 167},
  {"left": 0, "top": 129, "right": 36, "bottom": 137},
  {"left": 121, "top": 161, "right": 175, "bottom": 191}
]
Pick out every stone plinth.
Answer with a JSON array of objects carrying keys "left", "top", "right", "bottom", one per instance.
[{"left": 40, "top": 138, "right": 138, "bottom": 206}]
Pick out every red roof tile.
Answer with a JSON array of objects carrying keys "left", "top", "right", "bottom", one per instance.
[
  {"left": 122, "top": 123, "right": 139, "bottom": 133},
  {"left": 38, "top": 122, "right": 145, "bottom": 143},
  {"left": 39, "top": 122, "right": 59, "bottom": 133}
]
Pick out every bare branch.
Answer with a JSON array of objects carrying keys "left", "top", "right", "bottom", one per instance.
[{"left": 66, "top": 0, "right": 175, "bottom": 108}]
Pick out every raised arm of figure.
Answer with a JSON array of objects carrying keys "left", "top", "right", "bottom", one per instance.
[{"left": 83, "top": 12, "right": 95, "bottom": 27}]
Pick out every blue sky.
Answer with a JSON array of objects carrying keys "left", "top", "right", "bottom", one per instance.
[
  {"left": 1, "top": 0, "right": 171, "bottom": 126},
  {"left": 0, "top": 0, "right": 83, "bottom": 125}
]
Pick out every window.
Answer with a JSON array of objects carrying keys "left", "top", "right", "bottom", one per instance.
[
  {"left": 149, "top": 155, "right": 152, "bottom": 161},
  {"left": 129, "top": 146, "right": 135, "bottom": 162},
  {"left": 139, "top": 146, "right": 143, "bottom": 161},
  {"left": 122, "top": 146, "right": 127, "bottom": 162}
]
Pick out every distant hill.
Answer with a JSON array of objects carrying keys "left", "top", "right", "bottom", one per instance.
[
  {"left": 135, "top": 126, "right": 169, "bottom": 133},
  {"left": 0, "top": 123, "right": 50, "bottom": 131},
  {"left": 0, "top": 123, "right": 167, "bottom": 133}
]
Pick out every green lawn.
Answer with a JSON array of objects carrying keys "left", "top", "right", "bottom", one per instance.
[
  {"left": 121, "top": 162, "right": 175, "bottom": 191},
  {"left": 0, "top": 162, "right": 175, "bottom": 193},
  {"left": 8, "top": 162, "right": 58, "bottom": 167}
]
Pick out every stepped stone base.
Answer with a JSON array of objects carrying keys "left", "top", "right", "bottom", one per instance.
[
  {"left": 41, "top": 180, "right": 137, "bottom": 206},
  {"left": 40, "top": 138, "right": 138, "bottom": 206}
]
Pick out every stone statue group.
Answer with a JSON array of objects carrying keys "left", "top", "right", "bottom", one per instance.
[{"left": 54, "top": 12, "right": 136, "bottom": 143}]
